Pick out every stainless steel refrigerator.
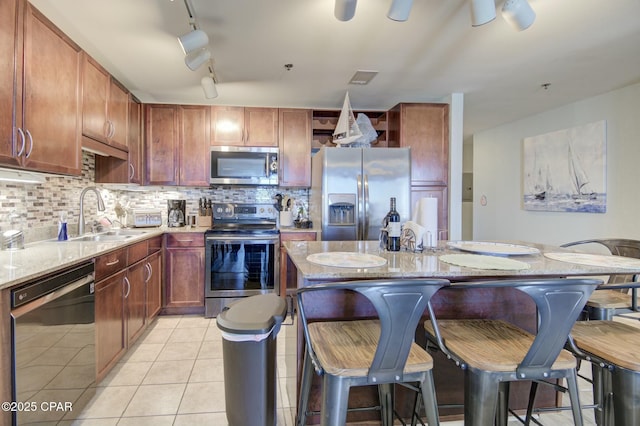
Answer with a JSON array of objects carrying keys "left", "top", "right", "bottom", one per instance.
[{"left": 310, "top": 147, "right": 411, "bottom": 241}]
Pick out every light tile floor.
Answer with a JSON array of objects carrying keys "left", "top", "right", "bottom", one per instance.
[{"left": 63, "top": 313, "right": 618, "bottom": 425}]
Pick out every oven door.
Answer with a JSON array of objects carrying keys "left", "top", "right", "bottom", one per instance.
[{"left": 205, "top": 235, "right": 280, "bottom": 299}]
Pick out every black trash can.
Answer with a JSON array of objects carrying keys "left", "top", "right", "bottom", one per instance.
[{"left": 216, "top": 294, "right": 287, "bottom": 426}]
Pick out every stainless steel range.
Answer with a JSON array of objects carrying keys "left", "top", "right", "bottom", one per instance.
[{"left": 204, "top": 203, "right": 280, "bottom": 317}]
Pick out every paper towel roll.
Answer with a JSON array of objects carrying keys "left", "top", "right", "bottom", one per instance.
[{"left": 413, "top": 198, "right": 438, "bottom": 247}]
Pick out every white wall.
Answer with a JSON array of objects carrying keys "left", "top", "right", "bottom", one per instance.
[{"left": 472, "top": 81, "right": 640, "bottom": 246}]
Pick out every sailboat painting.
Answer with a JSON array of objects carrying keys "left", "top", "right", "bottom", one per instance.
[{"left": 523, "top": 120, "right": 606, "bottom": 213}]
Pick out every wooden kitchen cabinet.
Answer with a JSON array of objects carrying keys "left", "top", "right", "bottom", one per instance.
[
  {"left": 95, "top": 269, "right": 127, "bottom": 380},
  {"left": 95, "top": 237, "right": 163, "bottom": 380},
  {"left": 389, "top": 103, "right": 450, "bottom": 229},
  {"left": 164, "top": 233, "right": 205, "bottom": 314},
  {"left": 211, "top": 106, "right": 278, "bottom": 147},
  {"left": 81, "top": 53, "right": 129, "bottom": 152},
  {"left": 279, "top": 230, "right": 317, "bottom": 298},
  {"left": 95, "top": 95, "right": 142, "bottom": 184},
  {"left": 0, "top": 1, "right": 82, "bottom": 175},
  {"left": 279, "top": 108, "right": 312, "bottom": 187},
  {"left": 145, "top": 104, "right": 209, "bottom": 186}
]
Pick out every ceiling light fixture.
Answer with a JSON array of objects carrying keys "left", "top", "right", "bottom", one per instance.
[
  {"left": 501, "top": 0, "right": 536, "bottom": 31},
  {"left": 177, "top": 29, "right": 209, "bottom": 55},
  {"left": 179, "top": 0, "right": 220, "bottom": 98},
  {"left": 201, "top": 75, "right": 218, "bottom": 99},
  {"left": 387, "top": 0, "right": 414, "bottom": 22},
  {"left": 335, "top": 0, "right": 357, "bottom": 21},
  {"left": 185, "top": 49, "right": 211, "bottom": 71},
  {"left": 470, "top": 0, "right": 497, "bottom": 26}
]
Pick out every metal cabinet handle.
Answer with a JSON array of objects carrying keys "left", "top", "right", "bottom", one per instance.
[
  {"left": 123, "top": 276, "right": 131, "bottom": 298},
  {"left": 128, "top": 163, "right": 135, "bottom": 180},
  {"left": 110, "top": 121, "right": 115, "bottom": 139},
  {"left": 105, "top": 259, "right": 120, "bottom": 266},
  {"left": 144, "top": 262, "right": 152, "bottom": 283},
  {"left": 16, "top": 128, "right": 26, "bottom": 157},
  {"left": 25, "top": 129, "right": 33, "bottom": 158}
]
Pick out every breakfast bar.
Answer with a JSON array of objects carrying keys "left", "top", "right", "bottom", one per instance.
[{"left": 282, "top": 240, "right": 640, "bottom": 423}]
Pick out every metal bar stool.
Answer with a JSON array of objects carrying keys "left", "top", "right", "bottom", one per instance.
[
  {"left": 568, "top": 319, "right": 640, "bottom": 426},
  {"left": 561, "top": 239, "right": 640, "bottom": 320},
  {"left": 296, "top": 278, "right": 450, "bottom": 426},
  {"left": 423, "top": 278, "right": 602, "bottom": 426}
]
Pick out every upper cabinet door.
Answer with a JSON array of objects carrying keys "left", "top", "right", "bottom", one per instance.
[
  {"left": 245, "top": 107, "right": 278, "bottom": 147},
  {"left": 82, "top": 54, "right": 110, "bottom": 143},
  {"left": 211, "top": 106, "right": 245, "bottom": 146},
  {"left": 108, "top": 79, "right": 129, "bottom": 150},
  {"left": 20, "top": 3, "right": 82, "bottom": 175},
  {"left": 179, "top": 105, "right": 210, "bottom": 186},
  {"left": 0, "top": 0, "right": 20, "bottom": 167},
  {"left": 279, "top": 108, "right": 311, "bottom": 187},
  {"left": 145, "top": 104, "right": 178, "bottom": 185}
]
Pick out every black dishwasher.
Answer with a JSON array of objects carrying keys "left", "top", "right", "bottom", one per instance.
[{"left": 10, "top": 261, "right": 95, "bottom": 425}]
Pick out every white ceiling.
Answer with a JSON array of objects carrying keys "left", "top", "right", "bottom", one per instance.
[{"left": 30, "top": 0, "right": 640, "bottom": 140}]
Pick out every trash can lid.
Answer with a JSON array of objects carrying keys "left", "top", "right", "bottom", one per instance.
[{"left": 216, "top": 294, "right": 287, "bottom": 334}]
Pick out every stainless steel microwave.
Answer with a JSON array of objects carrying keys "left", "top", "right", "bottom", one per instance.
[{"left": 210, "top": 146, "right": 279, "bottom": 186}]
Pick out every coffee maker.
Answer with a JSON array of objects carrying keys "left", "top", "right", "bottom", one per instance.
[{"left": 167, "top": 200, "right": 186, "bottom": 227}]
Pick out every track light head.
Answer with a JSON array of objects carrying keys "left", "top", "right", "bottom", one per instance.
[
  {"left": 178, "top": 29, "right": 209, "bottom": 54},
  {"left": 387, "top": 0, "right": 414, "bottom": 22},
  {"left": 502, "top": 0, "right": 536, "bottom": 31},
  {"left": 185, "top": 49, "right": 211, "bottom": 71},
  {"left": 201, "top": 76, "right": 218, "bottom": 99},
  {"left": 470, "top": 0, "right": 496, "bottom": 27},
  {"left": 335, "top": 0, "right": 357, "bottom": 21}
]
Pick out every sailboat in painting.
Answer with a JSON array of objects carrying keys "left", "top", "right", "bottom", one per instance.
[
  {"left": 332, "top": 92, "right": 362, "bottom": 146},
  {"left": 568, "top": 141, "right": 597, "bottom": 201}
]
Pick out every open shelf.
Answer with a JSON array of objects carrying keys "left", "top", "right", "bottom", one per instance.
[{"left": 311, "top": 109, "right": 388, "bottom": 149}]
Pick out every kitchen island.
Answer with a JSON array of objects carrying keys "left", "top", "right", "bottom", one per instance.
[{"left": 282, "top": 240, "right": 640, "bottom": 423}]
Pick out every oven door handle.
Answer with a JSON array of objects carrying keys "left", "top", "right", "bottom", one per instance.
[{"left": 207, "top": 236, "right": 279, "bottom": 244}]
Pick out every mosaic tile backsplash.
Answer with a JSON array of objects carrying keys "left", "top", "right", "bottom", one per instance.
[{"left": 0, "top": 152, "right": 309, "bottom": 243}]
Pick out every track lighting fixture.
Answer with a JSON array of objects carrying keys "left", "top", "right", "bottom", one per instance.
[
  {"left": 501, "top": 0, "right": 536, "bottom": 31},
  {"left": 177, "top": 29, "right": 209, "bottom": 55},
  {"left": 470, "top": 0, "right": 496, "bottom": 27},
  {"left": 333, "top": 0, "right": 536, "bottom": 31},
  {"left": 184, "top": 49, "right": 211, "bottom": 71},
  {"left": 387, "top": 0, "right": 414, "bottom": 22},
  {"left": 201, "top": 75, "right": 218, "bottom": 99},
  {"left": 335, "top": 0, "right": 357, "bottom": 21}
]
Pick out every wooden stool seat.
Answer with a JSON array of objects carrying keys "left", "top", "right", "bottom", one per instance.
[
  {"left": 424, "top": 319, "right": 577, "bottom": 372},
  {"left": 586, "top": 290, "right": 632, "bottom": 309},
  {"left": 572, "top": 321, "right": 640, "bottom": 371},
  {"left": 310, "top": 319, "right": 433, "bottom": 377}
]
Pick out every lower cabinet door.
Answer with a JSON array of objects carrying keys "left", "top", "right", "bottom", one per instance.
[{"left": 95, "top": 270, "right": 126, "bottom": 379}]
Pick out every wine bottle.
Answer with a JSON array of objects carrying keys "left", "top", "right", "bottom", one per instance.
[{"left": 387, "top": 197, "right": 401, "bottom": 251}]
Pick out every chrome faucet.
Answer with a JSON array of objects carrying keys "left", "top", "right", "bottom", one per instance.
[{"left": 78, "top": 187, "right": 106, "bottom": 235}]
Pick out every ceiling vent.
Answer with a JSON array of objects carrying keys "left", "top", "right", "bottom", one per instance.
[{"left": 349, "top": 70, "right": 378, "bottom": 85}]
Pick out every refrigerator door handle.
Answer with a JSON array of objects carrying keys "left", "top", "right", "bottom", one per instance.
[
  {"left": 363, "top": 174, "right": 370, "bottom": 240},
  {"left": 357, "top": 174, "right": 363, "bottom": 240}
]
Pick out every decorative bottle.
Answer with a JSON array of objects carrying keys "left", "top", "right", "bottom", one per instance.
[{"left": 387, "top": 197, "right": 401, "bottom": 251}]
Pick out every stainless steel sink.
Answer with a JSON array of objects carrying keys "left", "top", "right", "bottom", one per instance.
[{"left": 68, "top": 229, "right": 150, "bottom": 242}]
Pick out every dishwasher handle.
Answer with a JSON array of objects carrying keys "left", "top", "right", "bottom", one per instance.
[{"left": 11, "top": 273, "right": 94, "bottom": 318}]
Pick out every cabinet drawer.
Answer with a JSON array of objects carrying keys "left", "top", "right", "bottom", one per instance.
[
  {"left": 128, "top": 240, "right": 148, "bottom": 266},
  {"left": 280, "top": 231, "right": 317, "bottom": 242},
  {"left": 165, "top": 233, "right": 204, "bottom": 247},
  {"left": 95, "top": 248, "right": 127, "bottom": 281}
]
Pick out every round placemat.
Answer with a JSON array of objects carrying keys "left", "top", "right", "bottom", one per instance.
[
  {"left": 306, "top": 252, "right": 387, "bottom": 268},
  {"left": 439, "top": 253, "right": 531, "bottom": 270}
]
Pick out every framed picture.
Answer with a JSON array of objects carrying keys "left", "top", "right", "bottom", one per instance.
[{"left": 523, "top": 120, "right": 606, "bottom": 213}]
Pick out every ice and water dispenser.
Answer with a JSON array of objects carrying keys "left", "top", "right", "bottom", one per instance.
[{"left": 324, "top": 194, "right": 356, "bottom": 240}]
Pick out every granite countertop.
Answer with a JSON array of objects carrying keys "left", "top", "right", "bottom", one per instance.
[
  {"left": 283, "top": 240, "right": 640, "bottom": 281},
  {"left": 0, "top": 226, "right": 208, "bottom": 291}
]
